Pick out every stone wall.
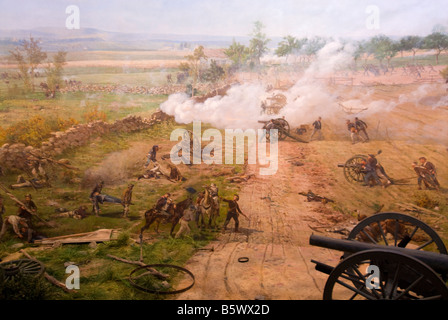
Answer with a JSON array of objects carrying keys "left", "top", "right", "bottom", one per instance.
[{"left": 0, "top": 110, "right": 173, "bottom": 172}]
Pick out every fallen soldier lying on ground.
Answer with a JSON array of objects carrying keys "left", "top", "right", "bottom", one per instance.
[{"left": 54, "top": 206, "right": 89, "bottom": 220}]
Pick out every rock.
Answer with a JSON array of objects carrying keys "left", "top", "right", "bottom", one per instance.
[
  {"left": 254, "top": 295, "right": 265, "bottom": 300},
  {"left": 88, "top": 241, "right": 97, "bottom": 249},
  {"left": 160, "top": 281, "right": 171, "bottom": 290}
]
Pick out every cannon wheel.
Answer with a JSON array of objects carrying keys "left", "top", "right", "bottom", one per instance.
[
  {"left": 323, "top": 249, "right": 448, "bottom": 300},
  {"left": 343, "top": 155, "right": 367, "bottom": 183},
  {"left": 266, "top": 118, "right": 290, "bottom": 141},
  {"left": 347, "top": 212, "right": 447, "bottom": 255},
  {"left": 0, "top": 259, "right": 45, "bottom": 282}
]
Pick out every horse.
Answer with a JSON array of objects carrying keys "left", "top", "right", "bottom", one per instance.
[
  {"left": 168, "top": 198, "right": 193, "bottom": 237},
  {"left": 197, "top": 187, "right": 220, "bottom": 229},
  {"left": 140, "top": 197, "right": 193, "bottom": 238}
]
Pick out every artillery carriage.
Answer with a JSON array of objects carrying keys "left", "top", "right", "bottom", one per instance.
[
  {"left": 258, "top": 118, "right": 308, "bottom": 143},
  {"left": 310, "top": 212, "right": 448, "bottom": 300}
]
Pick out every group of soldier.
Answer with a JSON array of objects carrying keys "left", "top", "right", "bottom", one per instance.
[
  {"left": 87, "top": 144, "right": 247, "bottom": 240},
  {"left": 309, "top": 116, "right": 370, "bottom": 144},
  {"left": 309, "top": 116, "right": 442, "bottom": 191},
  {"left": 346, "top": 117, "right": 369, "bottom": 144},
  {"left": 0, "top": 193, "right": 41, "bottom": 243}
]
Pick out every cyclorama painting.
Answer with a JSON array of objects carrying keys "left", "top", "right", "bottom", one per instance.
[{"left": 0, "top": 0, "right": 447, "bottom": 301}]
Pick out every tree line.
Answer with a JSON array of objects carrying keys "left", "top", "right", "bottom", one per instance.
[{"left": 224, "top": 24, "right": 448, "bottom": 69}]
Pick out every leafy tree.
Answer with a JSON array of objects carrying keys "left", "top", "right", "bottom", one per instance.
[
  {"left": 45, "top": 51, "right": 67, "bottom": 98},
  {"left": 248, "top": 21, "right": 270, "bottom": 66},
  {"left": 275, "top": 35, "right": 307, "bottom": 63},
  {"left": 423, "top": 32, "right": 448, "bottom": 64},
  {"left": 303, "top": 36, "right": 326, "bottom": 61},
  {"left": 8, "top": 47, "right": 31, "bottom": 91},
  {"left": 224, "top": 39, "right": 250, "bottom": 68},
  {"left": 353, "top": 41, "right": 366, "bottom": 63},
  {"left": 9, "top": 36, "right": 47, "bottom": 92},
  {"left": 202, "top": 59, "right": 225, "bottom": 83},
  {"left": 368, "top": 35, "right": 398, "bottom": 66},
  {"left": 184, "top": 46, "right": 208, "bottom": 97},
  {"left": 398, "top": 36, "right": 422, "bottom": 61}
]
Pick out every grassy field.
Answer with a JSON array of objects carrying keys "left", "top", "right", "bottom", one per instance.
[
  {"left": 0, "top": 120, "right": 244, "bottom": 299},
  {"left": 0, "top": 48, "right": 447, "bottom": 299}
]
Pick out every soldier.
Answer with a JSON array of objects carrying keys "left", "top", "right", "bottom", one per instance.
[
  {"left": 0, "top": 215, "right": 29, "bottom": 241},
  {"left": 310, "top": 117, "right": 323, "bottom": 141},
  {"left": 145, "top": 145, "right": 161, "bottom": 168},
  {"left": 346, "top": 120, "right": 364, "bottom": 144},
  {"left": 89, "top": 181, "right": 122, "bottom": 215},
  {"left": 155, "top": 193, "right": 173, "bottom": 219},
  {"left": 209, "top": 183, "right": 220, "bottom": 211},
  {"left": 18, "top": 194, "right": 37, "bottom": 228},
  {"left": 412, "top": 162, "right": 431, "bottom": 190},
  {"left": 10, "top": 159, "right": 49, "bottom": 189},
  {"left": 221, "top": 194, "right": 248, "bottom": 233},
  {"left": 418, "top": 157, "right": 440, "bottom": 190},
  {"left": 175, "top": 205, "right": 196, "bottom": 239},
  {"left": 363, "top": 154, "right": 381, "bottom": 187},
  {"left": 54, "top": 206, "right": 89, "bottom": 220},
  {"left": 376, "top": 162, "right": 392, "bottom": 188},
  {"left": 168, "top": 164, "right": 184, "bottom": 182},
  {"left": 121, "top": 184, "right": 134, "bottom": 218},
  {"left": 355, "top": 117, "right": 369, "bottom": 142},
  {"left": 90, "top": 181, "right": 104, "bottom": 215}
]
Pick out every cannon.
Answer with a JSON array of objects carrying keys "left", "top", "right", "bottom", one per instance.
[
  {"left": 260, "top": 93, "right": 287, "bottom": 115},
  {"left": 310, "top": 212, "right": 448, "bottom": 300},
  {"left": 337, "top": 150, "right": 391, "bottom": 184},
  {"left": 258, "top": 118, "right": 308, "bottom": 143}
]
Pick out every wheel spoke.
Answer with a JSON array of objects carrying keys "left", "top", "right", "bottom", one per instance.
[
  {"left": 394, "top": 275, "right": 424, "bottom": 300},
  {"left": 387, "top": 262, "right": 402, "bottom": 299},
  {"left": 334, "top": 279, "right": 377, "bottom": 300},
  {"left": 361, "top": 229, "right": 378, "bottom": 244},
  {"left": 416, "top": 239, "right": 434, "bottom": 250},
  {"left": 408, "top": 226, "right": 419, "bottom": 241},
  {"left": 377, "top": 222, "right": 389, "bottom": 246}
]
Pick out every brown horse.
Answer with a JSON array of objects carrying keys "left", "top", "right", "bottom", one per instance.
[{"left": 140, "top": 197, "right": 193, "bottom": 238}]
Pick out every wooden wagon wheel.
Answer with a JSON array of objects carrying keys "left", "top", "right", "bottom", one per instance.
[
  {"left": 343, "top": 155, "right": 367, "bottom": 184},
  {"left": 129, "top": 264, "right": 195, "bottom": 295},
  {"left": 347, "top": 212, "right": 447, "bottom": 254},
  {"left": 0, "top": 259, "right": 45, "bottom": 283},
  {"left": 346, "top": 212, "right": 448, "bottom": 283},
  {"left": 323, "top": 249, "right": 448, "bottom": 300}
]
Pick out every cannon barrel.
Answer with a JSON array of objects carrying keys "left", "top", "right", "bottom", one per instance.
[
  {"left": 337, "top": 164, "right": 345, "bottom": 168},
  {"left": 309, "top": 234, "right": 448, "bottom": 275}
]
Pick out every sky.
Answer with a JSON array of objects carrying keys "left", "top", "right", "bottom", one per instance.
[{"left": 0, "top": 0, "right": 447, "bottom": 38}]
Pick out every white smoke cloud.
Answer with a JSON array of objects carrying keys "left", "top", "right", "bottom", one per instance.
[{"left": 160, "top": 40, "right": 445, "bottom": 139}]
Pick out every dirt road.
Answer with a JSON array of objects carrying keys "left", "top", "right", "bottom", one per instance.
[{"left": 175, "top": 141, "right": 345, "bottom": 300}]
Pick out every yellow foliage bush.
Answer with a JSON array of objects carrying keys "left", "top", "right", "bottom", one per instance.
[
  {"left": 0, "top": 115, "right": 79, "bottom": 147},
  {"left": 82, "top": 106, "right": 107, "bottom": 123}
]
